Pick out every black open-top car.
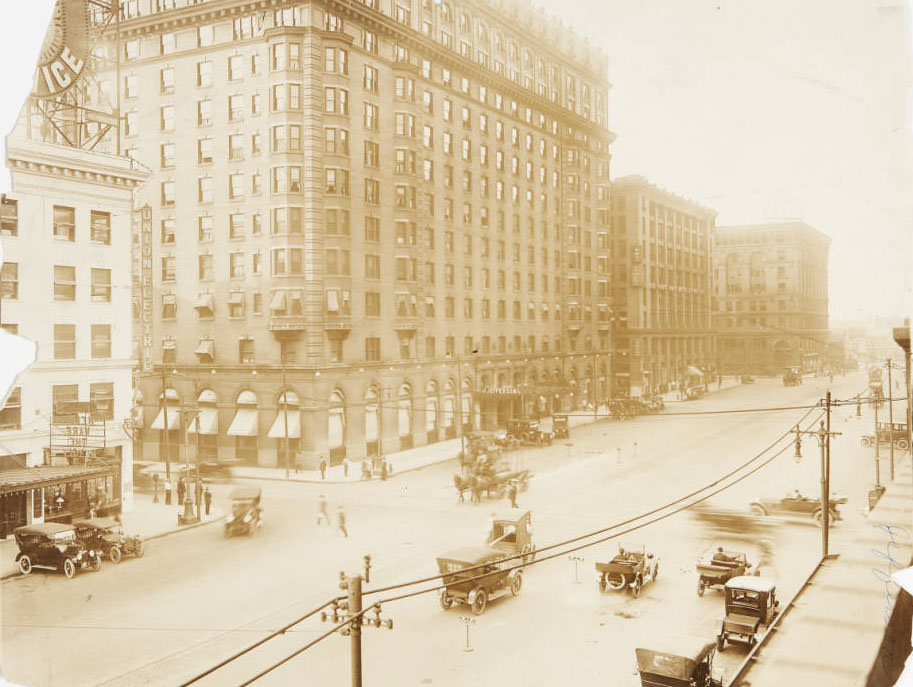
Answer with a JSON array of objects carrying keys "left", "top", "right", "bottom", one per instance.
[
  {"left": 224, "top": 486, "right": 262, "bottom": 537},
  {"left": 14, "top": 522, "right": 102, "bottom": 579},
  {"left": 74, "top": 517, "right": 145, "bottom": 563}
]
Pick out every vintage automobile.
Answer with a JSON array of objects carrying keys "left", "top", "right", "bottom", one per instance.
[
  {"left": 14, "top": 522, "right": 102, "bottom": 578},
  {"left": 595, "top": 545, "right": 659, "bottom": 597},
  {"left": 505, "top": 419, "right": 553, "bottom": 446},
  {"left": 861, "top": 422, "right": 910, "bottom": 451},
  {"left": 224, "top": 486, "right": 263, "bottom": 537},
  {"left": 73, "top": 517, "right": 145, "bottom": 563},
  {"left": 718, "top": 575, "right": 779, "bottom": 650},
  {"left": 696, "top": 548, "right": 755, "bottom": 596},
  {"left": 551, "top": 414, "right": 570, "bottom": 439},
  {"left": 749, "top": 490, "right": 846, "bottom": 526},
  {"left": 635, "top": 635, "right": 724, "bottom": 687},
  {"left": 487, "top": 510, "right": 536, "bottom": 563},
  {"left": 437, "top": 545, "right": 522, "bottom": 615},
  {"left": 179, "top": 460, "right": 240, "bottom": 482},
  {"left": 740, "top": 375, "right": 755, "bottom": 384},
  {"left": 782, "top": 369, "right": 803, "bottom": 386}
]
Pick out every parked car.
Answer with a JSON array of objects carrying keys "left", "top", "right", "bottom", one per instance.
[
  {"left": 437, "top": 546, "right": 522, "bottom": 615},
  {"left": 595, "top": 544, "right": 659, "bottom": 598},
  {"left": 73, "top": 517, "right": 145, "bottom": 563},
  {"left": 486, "top": 510, "right": 536, "bottom": 563},
  {"left": 718, "top": 575, "right": 779, "bottom": 650},
  {"left": 740, "top": 375, "right": 755, "bottom": 384},
  {"left": 696, "top": 548, "right": 755, "bottom": 596},
  {"left": 224, "top": 487, "right": 262, "bottom": 537},
  {"left": 782, "top": 369, "right": 802, "bottom": 386},
  {"left": 14, "top": 522, "right": 102, "bottom": 578},
  {"left": 505, "top": 419, "right": 553, "bottom": 446},
  {"left": 749, "top": 490, "right": 846, "bottom": 526},
  {"left": 861, "top": 422, "right": 910, "bottom": 451},
  {"left": 635, "top": 635, "right": 724, "bottom": 687}
]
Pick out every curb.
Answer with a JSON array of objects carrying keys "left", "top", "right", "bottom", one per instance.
[
  {"left": 230, "top": 452, "right": 461, "bottom": 485},
  {"left": 0, "top": 515, "right": 223, "bottom": 582}
]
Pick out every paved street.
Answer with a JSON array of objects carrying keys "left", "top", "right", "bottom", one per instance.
[{"left": 1, "top": 371, "right": 895, "bottom": 686}]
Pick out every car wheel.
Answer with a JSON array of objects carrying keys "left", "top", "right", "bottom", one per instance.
[
  {"left": 606, "top": 574, "right": 626, "bottom": 590},
  {"left": 633, "top": 576, "right": 643, "bottom": 598},
  {"left": 749, "top": 504, "right": 767, "bottom": 517},
  {"left": 439, "top": 594, "right": 454, "bottom": 610},
  {"left": 135, "top": 539, "right": 145, "bottom": 557},
  {"left": 91, "top": 554, "right": 102, "bottom": 572},
  {"left": 510, "top": 572, "right": 523, "bottom": 596},
  {"left": 110, "top": 547, "right": 122, "bottom": 564},
  {"left": 471, "top": 589, "right": 487, "bottom": 615},
  {"left": 861, "top": 437, "right": 872, "bottom": 447},
  {"left": 697, "top": 578, "right": 705, "bottom": 596},
  {"left": 598, "top": 574, "right": 608, "bottom": 593},
  {"left": 897, "top": 439, "right": 909, "bottom": 451},
  {"left": 18, "top": 556, "right": 31, "bottom": 575},
  {"left": 62, "top": 558, "right": 76, "bottom": 579},
  {"left": 813, "top": 509, "right": 825, "bottom": 526}
]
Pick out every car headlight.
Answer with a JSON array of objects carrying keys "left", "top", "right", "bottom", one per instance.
[{"left": 77, "top": 552, "right": 83, "bottom": 560}]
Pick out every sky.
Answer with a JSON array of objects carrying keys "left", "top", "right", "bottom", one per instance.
[{"left": 0, "top": 0, "right": 911, "bottom": 324}]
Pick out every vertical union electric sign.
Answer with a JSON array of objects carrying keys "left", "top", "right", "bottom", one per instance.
[{"left": 32, "top": 0, "right": 90, "bottom": 99}]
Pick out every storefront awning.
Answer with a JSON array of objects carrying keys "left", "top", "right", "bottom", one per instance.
[
  {"left": 1, "top": 464, "right": 118, "bottom": 496},
  {"left": 686, "top": 365, "right": 704, "bottom": 377},
  {"left": 268, "top": 409, "right": 301, "bottom": 439},
  {"left": 150, "top": 406, "right": 182, "bottom": 430},
  {"left": 187, "top": 407, "right": 219, "bottom": 435},
  {"left": 227, "top": 407, "right": 258, "bottom": 437}
]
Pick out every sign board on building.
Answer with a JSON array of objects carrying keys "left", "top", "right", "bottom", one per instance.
[{"left": 32, "top": 0, "right": 90, "bottom": 99}]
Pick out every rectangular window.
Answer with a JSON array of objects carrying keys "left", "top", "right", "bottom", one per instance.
[
  {"left": 0, "top": 262, "right": 18, "bottom": 299},
  {"left": 365, "top": 291, "right": 381, "bottom": 316},
  {"left": 91, "top": 325, "right": 112, "bottom": 359},
  {"left": 53, "top": 265, "right": 76, "bottom": 301},
  {"left": 54, "top": 324, "right": 76, "bottom": 359},
  {"left": 53, "top": 205, "right": 75, "bottom": 241},
  {"left": 198, "top": 254, "right": 214, "bottom": 281},
  {"left": 0, "top": 387, "right": 21, "bottom": 430},
  {"left": 365, "top": 337, "right": 381, "bottom": 361},
  {"left": 90, "top": 268, "right": 111, "bottom": 302},
  {"left": 365, "top": 216, "right": 380, "bottom": 242},
  {"left": 52, "top": 385, "right": 79, "bottom": 423},
  {"left": 0, "top": 196, "right": 17, "bottom": 236}
]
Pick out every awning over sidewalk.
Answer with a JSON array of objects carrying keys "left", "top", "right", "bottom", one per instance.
[
  {"left": 686, "top": 365, "right": 704, "bottom": 377},
  {"left": 227, "top": 408, "right": 258, "bottom": 437},
  {"left": 268, "top": 409, "right": 301, "bottom": 439},
  {"left": 150, "top": 406, "right": 182, "bottom": 431},
  {"left": 187, "top": 407, "right": 219, "bottom": 435},
  {"left": 0, "top": 464, "right": 118, "bottom": 495}
]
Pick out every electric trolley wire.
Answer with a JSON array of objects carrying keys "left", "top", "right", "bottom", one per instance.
[{"left": 241, "top": 417, "right": 821, "bottom": 685}]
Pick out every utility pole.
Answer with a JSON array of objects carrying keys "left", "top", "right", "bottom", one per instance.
[
  {"left": 281, "top": 356, "right": 290, "bottom": 480},
  {"left": 874, "top": 389, "right": 880, "bottom": 479},
  {"left": 344, "top": 574, "right": 362, "bottom": 687},
  {"left": 887, "top": 359, "right": 896, "bottom": 481},
  {"left": 793, "top": 391, "right": 841, "bottom": 559},
  {"left": 161, "top": 367, "right": 171, "bottom": 479}
]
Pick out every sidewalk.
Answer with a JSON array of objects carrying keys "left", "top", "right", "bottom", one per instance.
[
  {"left": 735, "top": 455, "right": 913, "bottom": 686},
  {"left": 0, "top": 491, "right": 223, "bottom": 581}
]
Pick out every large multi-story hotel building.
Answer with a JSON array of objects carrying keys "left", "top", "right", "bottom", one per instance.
[
  {"left": 119, "top": 0, "right": 614, "bottom": 467},
  {"left": 0, "top": 135, "right": 147, "bottom": 533},
  {"left": 713, "top": 222, "right": 831, "bottom": 375},
  {"left": 609, "top": 175, "right": 716, "bottom": 396}
]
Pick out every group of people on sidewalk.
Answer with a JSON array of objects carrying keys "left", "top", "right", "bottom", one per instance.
[
  {"left": 151, "top": 474, "right": 213, "bottom": 516},
  {"left": 302, "top": 455, "right": 393, "bottom": 482}
]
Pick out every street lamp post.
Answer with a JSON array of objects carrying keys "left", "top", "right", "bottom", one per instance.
[
  {"left": 160, "top": 367, "right": 171, "bottom": 480},
  {"left": 886, "top": 358, "right": 897, "bottom": 481},
  {"left": 281, "top": 358, "right": 290, "bottom": 480}
]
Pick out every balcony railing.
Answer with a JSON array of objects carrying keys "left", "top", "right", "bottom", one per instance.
[{"left": 268, "top": 315, "right": 309, "bottom": 331}]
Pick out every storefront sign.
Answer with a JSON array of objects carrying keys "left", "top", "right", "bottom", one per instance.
[{"left": 32, "top": 0, "right": 90, "bottom": 99}]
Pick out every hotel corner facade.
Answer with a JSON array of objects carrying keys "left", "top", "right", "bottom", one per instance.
[
  {"left": 0, "top": 136, "right": 147, "bottom": 532},
  {"left": 713, "top": 222, "right": 831, "bottom": 375},
  {"left": 121, "top": 0, "right": 615, "bottom": 468},
  {"left": 609, "top": 175, "right": 716, "bottom": 396}
]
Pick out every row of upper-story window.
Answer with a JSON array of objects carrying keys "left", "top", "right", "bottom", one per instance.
[
  {"left": 32, "top": 324, "right": 116, "bottom": 361},
  {"left": 120, "top": 4, "right": 607, "bottom": 128},
  {"left": 0, "top": 199, "right": 112, "bottom": 244},
  {"left": 0, "top": 263, "right": 112, "bottom": 303},
  {"left": 0, "top": 382, "right": 116, "bottom": 431}
]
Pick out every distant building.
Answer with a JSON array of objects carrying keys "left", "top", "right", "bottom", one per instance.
[
  {"left": 116, "top": 0, "right": 614, "bottom": 467},
  {"left": 0, "top": 136, "right": 147, "bottom": 533},
  {"left": 610, "top": 175, "right": 717, "bottom": 396},
  {"left": 713, "top": 222, "right": 831, "bottom": 375}
]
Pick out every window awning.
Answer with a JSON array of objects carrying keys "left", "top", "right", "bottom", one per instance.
[
  {"left": 195, "top": 339, "right": 215, "bottom": 360},
  {"left": 229, "top": 292, "right": 244, "bottom": 304},
  {"left": 187, "top": 407, "right": 219, "bottom": 435},
  {"left": 290, "top": 290, "right": 302, "bottom": 302},
  {"left": 162, "top": 294, "right": 176, "bottom": 305},
  {"left": 686, "top": 365, "right": 704, "bottom": 377},
  {"left": 227, "top": 407, "right": 258, "bottom": 437},
  {"left": 150, "top": 406, "right": 182, "bottom": 431},
  {"left": 162, "top": 339, "right": 176, "bottom": 350},
  {"left": 268, "top": 409, "right": 301, "bottom": 439},
  {"left": 194, "top": 293, "right": 214, "bottom": 311},
  {"left": 269, "top": 290, "right": 286, "bottom": 312}
]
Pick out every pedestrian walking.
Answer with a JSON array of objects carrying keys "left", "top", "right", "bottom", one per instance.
[
  {"left": 343, "top": 457, "right": 350, "bottom": 478},
  {"left": 319, "top": 456, "right": 328, "bottom": 480},
  {"left": 316, "top": 494, "right": 330, "bottom": 525},
  {"left": 164, "top": 479, "right": 172, "bottom": 505},
  {"left": 380, "top": 457, "right": 388, "bottom": 481},
  {"left": 195, "top": 480, "right": 204, "bottom": 506},
  {"left": 176, "top": 478, "right": 185, "bottom": 505},
  {"left": 337, "top": 506, "right": 348, "bottom": 538},
  {"left": 203, "top": 487, "right": 212, "bottom": 516},
  {"left": 294, "top": 451, "right": 302, "bottom": 474},
  {"left": 507, "top": 481, "right": 519, "bottom": 509},
  {"left": 361, "top": 458, "right": 372, "bottom": 480}
]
